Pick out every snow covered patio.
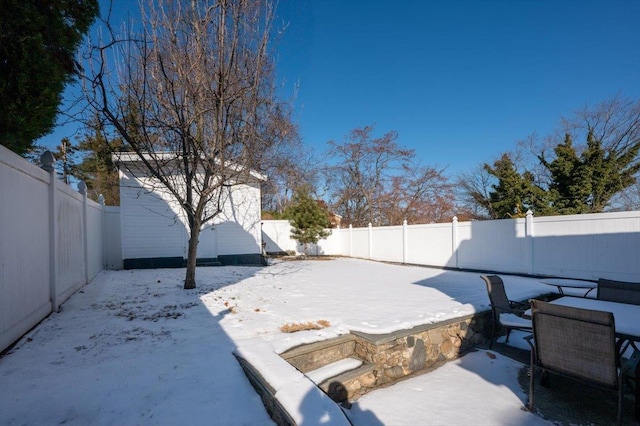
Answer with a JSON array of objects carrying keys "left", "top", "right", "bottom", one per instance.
[{"left": 0, "top": 258, "right": 632, "bottom": 425}]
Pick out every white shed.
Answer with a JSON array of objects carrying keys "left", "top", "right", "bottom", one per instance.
[{"left": 116, "top": 153, "right": 266, "bottom": 269}]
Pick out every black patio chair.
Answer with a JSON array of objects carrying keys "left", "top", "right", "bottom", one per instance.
[
  {"left": 527, "top": 299, "right": 639, "bottom": 424},
  {"left": 597, "top": 278, "right": 640, "bottom": 305},
  {"left": 480, "top": 275, "right": 531, "bottom": 349},
  {"left": 597, "top": 278, "right": 640, "bottom": 356}
]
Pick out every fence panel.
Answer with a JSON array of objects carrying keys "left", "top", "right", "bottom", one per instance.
[
  {"left": 350, "top": 228, "right": 370, "bottom": 258},
  {"left": 532, "top": 212, "right": 640, "bottom": 281},
  {"left": 261, "top": 220, "right": 296, "bottom": 254},
  {"left": 0, "top": 148, "right": 52, "bottom": 352},
  {"left": 456, "top": 218, "right": 530, "bottom": 274},
  {"left": 0, "top": 145, "right": 112, "bottom": 353},
  {"left": 55, "top": 183, "right": 86, "bottom": 302},
  {"left": 104, "top": 206, "right": 123, "bottom": 270},
  {"left": 87, "top": 199, "right": 105, "bottom": 280},
  {"left": 405, "top": 223, "right": 453, "bottom": 267},
  {"left": 370, "top": 226, "right": 403, "bottom": 263},
  {"left": 315, "top": 228, "right": 342, "bottom": 255}
]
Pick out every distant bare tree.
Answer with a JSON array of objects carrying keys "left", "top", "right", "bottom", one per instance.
[
  {"left": 379, "top": 165, "right": 454, "bottom": 224},
  {"left": 261, "top": 142, "right": 321, "bottom": 217},
  {"left": 456, "top": 166, "right": 495, "bottom": 219},
  {"left": 326, "top": 125, "right": 453, "bottom": 226},
  {"left": 82, "top": 0, "right": 294, "bottom": 289}
]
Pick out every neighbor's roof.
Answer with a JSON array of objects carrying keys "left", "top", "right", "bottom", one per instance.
[{"left": 113, "top": 151, "right": 267, "bottom": 181}]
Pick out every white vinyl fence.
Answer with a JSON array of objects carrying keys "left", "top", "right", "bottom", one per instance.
[
  {"left": 262, "top": 210, "right": 640, "bottom": 282},
  {"left": 1, "top": 145, "right": 120, "bottom": 353}
]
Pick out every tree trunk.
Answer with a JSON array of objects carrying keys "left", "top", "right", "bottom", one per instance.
[{"left": 184, "top": 226, "right": 201, "bottom": 289}]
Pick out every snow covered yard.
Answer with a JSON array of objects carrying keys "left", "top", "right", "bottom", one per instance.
[{"left": 1, "top": 258, "right": 555, "bottom": 425}]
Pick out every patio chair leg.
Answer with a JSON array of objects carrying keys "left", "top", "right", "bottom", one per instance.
[
  {"left": 528, "top": 353, "right": 535, "bottom": 412},
  {"left": 618, "top": 376, "right": 623, "bottom": 426},
  {"left": 488, "top": 319, "right": 497, "bottom": 349},
  {"left": 505, "top": 329, "right": 511, "bottom": 343},
  {"left": 634, "top": 362, "right": 640, "bottom": 421}
]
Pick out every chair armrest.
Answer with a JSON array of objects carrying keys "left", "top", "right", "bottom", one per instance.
[
  {"left": 509, "top": 300, "right": 530, "bottom": 309},
  {"left": 506, "top": 300, "right": 530, "bottom": 316},
  {"left": 524, "top": 334, "right": 536, "bottom": 353}
]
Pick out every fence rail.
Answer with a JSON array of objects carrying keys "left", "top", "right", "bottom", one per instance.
[
  {"left": 0, "top": 145, "right": 119, "bottom": 353},
  {"left": 262, "top": 210, "right": 640, "bottom": 282}
]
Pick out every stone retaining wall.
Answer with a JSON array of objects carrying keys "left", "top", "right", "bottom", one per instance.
[
  {"left": 353, "top": 312, "right": 490, "bottom": 387},
  {"left": 279, "top": 310, "right": 492, "bottom": 401}
]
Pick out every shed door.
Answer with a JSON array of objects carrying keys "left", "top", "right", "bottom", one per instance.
[{"left": 198, "top": 223, "right": 218, "bottom": 259}]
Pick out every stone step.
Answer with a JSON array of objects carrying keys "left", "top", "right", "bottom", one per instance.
[
  {"left": 306, "top": 357, "right": 363, "bottom": 385},
  {"left": 281, "top": 334, "right": 357, "bottom": 373},
  {"left": 319, "top": 363, "right": 377, "bottom": 403}
]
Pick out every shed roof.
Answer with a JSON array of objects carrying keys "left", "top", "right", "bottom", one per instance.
[{"left": 113, "top": 151, "right": 267, "bottom": 181}]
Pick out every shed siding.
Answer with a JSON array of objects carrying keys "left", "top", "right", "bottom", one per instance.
[
  {"left": 120, "top": 170, "right": 186, "bottom": 260},
  {"left": 120, "top": 168, "right": 262, "bottom": 261},
  {"left": 214, "top": 180, "right": 262, "bottom": 255}
]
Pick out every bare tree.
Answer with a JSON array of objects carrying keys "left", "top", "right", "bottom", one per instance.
[
  {"left": 260, "top": 142, "right": 320, "bottom": 216},
  {"left": 82, "top": 0, "right": 294, "bottom": 289},
  {"left": 455, "top": 166, "right": 496, "bottom": 220},
  {"left": 379, "top": 165, "right": 454, "bottom": 225},
  {"left": 326, "top": 125, "right": 453, "bottom": 226}
]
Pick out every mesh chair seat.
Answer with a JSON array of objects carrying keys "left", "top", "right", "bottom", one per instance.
[{"left": 499, "top": 313, "right": 532, "bottom": 328}]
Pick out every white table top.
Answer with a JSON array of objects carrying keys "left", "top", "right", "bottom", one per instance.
[{"left": 544, "top": 297, "right": 640, "bottom": 340}]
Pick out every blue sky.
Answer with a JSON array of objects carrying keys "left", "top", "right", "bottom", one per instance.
[
  {"left": 39, "top": 0, "right": 640, "bottom": 176},
  {"left": 273, "top": 0, "right": 640, "bottom": 174}
]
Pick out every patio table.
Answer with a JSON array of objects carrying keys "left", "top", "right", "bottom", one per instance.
[{"left": 540, "top": 278, "right": 598, "bottom": 298}]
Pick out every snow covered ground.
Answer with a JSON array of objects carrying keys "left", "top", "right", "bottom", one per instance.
[{"left": 1, "top": 258, "right": 554, "bottom": 425}]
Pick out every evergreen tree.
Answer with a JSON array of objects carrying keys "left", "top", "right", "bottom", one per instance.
[
  {"left": 285, "top": 187, "right": 331, "bottom": 254},
  {"left": 0, "top": 0, "right": 99, "bottom": 154},
  {"left": 540, "top": 134, "right": 590, "bottom": 214},
  {"left": 581, "top": 130, "right": 639, "bottom": 212},
  {"left": 541, "top": 131, "right": 640, "bottom": 214},
  {"left": 24, "top": 138, "right": 81, "bottom": 185},
  {"left": 485, "top": 154, "right": 548, "bottom": 218},
  {"left": 72, "top": 124, "right": 126, "bottom": 205}
]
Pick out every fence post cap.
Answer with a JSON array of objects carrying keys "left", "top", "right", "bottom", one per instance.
[
  {"left": 98, "top": 194, "right": 105, "bottom": 205},
  {"left": 77, "top": 181, "right": 87, "bottom": 195},
  {"left": 40, "top": 151, "right": 55, "bottom": 172}
]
